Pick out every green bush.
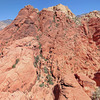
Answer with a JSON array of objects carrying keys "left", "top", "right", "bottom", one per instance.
[
  {"left": 46, "top": 74, "right": 54, "bottom": 85},
  {"left": 12, "top": 59, "right": 19, "bottom": 68},
  {"left": 16, "top": 59, "right": 19, "bottom": 64},
  {"left": 34, "top": 56, "right": 39, "bottom": 67},
  {"left": 39, "top": 83, "right": 44, "bottom": 87},
  {"left": 29, "top": 43, "right": 31, "bottom": 46},
  {"left": 39, "top": 43, "right": 41, "bottom": 49},
  {"left": 35, "top": 56, "right": 39, "bottom": 63},
  {"left": 37, "top": 74, "right": 41, "bottom": 80},
  {"left": 44, "top": 67, "right": 48, "bottom": 74},
  {"left": 12, "top": 64, "right": 16, "bottom": 68}
]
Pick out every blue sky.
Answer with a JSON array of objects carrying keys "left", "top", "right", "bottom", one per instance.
[{"left": 0, "top": 0, "right": 100, "bottom": 20}]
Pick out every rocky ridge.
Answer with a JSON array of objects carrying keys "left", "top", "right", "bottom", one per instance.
[
  {"left": 43, "top": 4, "right": 75, "bottom": 18},
  {"left": 0, "top": 4, "right": 100, "bottom": 100}
]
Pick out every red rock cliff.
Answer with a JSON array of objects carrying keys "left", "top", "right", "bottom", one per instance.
[{"left": 0, "top": 4, "right": 100, "bottom": 100}]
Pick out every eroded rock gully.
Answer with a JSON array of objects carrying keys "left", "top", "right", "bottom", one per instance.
[
  {"left": 0, "top": 4, "right": 100, "bottom": 100},
  {"left": 53, "top": 84, "right": 60, "bottom": 100}
]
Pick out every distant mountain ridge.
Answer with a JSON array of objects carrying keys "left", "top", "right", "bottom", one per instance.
[{"left": 0, "top": 19, "right": 13, "bottom": 30}]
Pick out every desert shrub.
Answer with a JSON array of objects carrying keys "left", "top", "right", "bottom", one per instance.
[
  {"left": 56, "top": 23, "right": 59, "bottom": 27},
  {"left": 36, "top": 36, "right": 39, "bottom": 40},
  {"left": 46, "top": 74, "right": 54, "bottom": 85},
  {"left": 39, "top": 42, "right": 41, "bottom": 49},
  {"left": 37, "top": 74, "right": 41, "bottom": 80},
  {"left": 91, "top": 87, "right": 100, "bottom": 100},
  {"left": 34, "top": 55, "right": 39, "bottom": 67},
  {"left": 29, "top": 43, "right": 31, "bottom": 46},
  {"left": 15, "top": 59, "right": 19, "bottom": 64},
  {"left": 12, "top": 58, "right": 19, "bottom": 68},
  {"left": 40, "top": 54, "right": 47, "bottom": 61},
  {"left": 53, "top": 15, "right": 55, "bottom": 22},
  {"left": 44, "top": 67, "right": 48, "bottom": 74},
  {"left": 39, "top": 83, "right": 44, "bottom": 87},
  {"left": 12, "top": 64, "right": 16, "bottom": 68}
]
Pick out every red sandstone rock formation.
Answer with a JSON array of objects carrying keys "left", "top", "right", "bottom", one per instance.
[{"left": 0, "top": 4, "right": 100, "bottom": 100}]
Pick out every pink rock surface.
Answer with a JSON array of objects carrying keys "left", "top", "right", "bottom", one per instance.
[
  {"left": 0, "top": 37, "right": 38, "bottom": 92},
  {"left": 75, "top": 73, "right": 96, "bottom": 96}
]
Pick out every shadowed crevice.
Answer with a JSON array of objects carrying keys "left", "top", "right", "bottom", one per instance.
[{"left": 53, "top": 84, "right": 60, "bottom": 100}]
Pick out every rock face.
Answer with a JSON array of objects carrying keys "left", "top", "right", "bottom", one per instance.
[
  {"left": 75, "top": 73, "right": 96, "bottom": 96},
  {"left": 80, "top": 10, "right": 100, "bottom": 20},
  {"left": 43, "top": 4, "right": 75, "bottom": 18},
  {"left": 0, "top": 4, "right": 100, "bottom": 100},
  {"left": 0, "top": 37, "right": 37, "bottom": 92},
  {"left": 93, "top": 69, "right": 100, "bottom": 86},
  {"left": 0, "top": 19, "right": 12, "bottom": 30}
]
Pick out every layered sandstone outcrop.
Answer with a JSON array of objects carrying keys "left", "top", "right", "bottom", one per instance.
[
  {"left": 43, "top": 4, "right": 75, "bottom": 18},
  {"left": 0, "top": 4, "right": 100, "bottom": 100}
]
